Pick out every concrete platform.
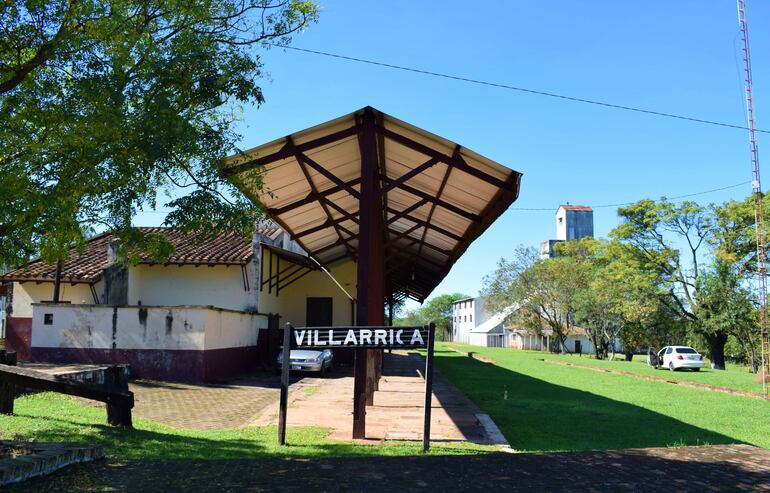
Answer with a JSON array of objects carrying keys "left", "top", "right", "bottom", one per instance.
[{"left": 253, "top": 351, "right": 507, "bottom": 445}]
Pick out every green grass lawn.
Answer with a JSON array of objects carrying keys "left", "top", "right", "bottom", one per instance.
[
  {"left": 545, "top": 351, "right": 763, "bottom": 394},
  {"left": 437, "top": 343, "right": 770, "bottom": 452},
  {"left": 0, "top": 392, "right": 494, "bottom": 459}
]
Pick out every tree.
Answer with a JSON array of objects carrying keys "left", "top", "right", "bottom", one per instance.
[
  {"left": 709, "top": 193, "right": 770, "bottom": 275},
  {"left": 557, "top": 238, "right": 616, "bottom": 359},
  {"left": 594, "top": 241, "right": 679, "bottom": 361},
  {"left": 695, "top": 260, "right": 759, "bottom": 372},
  {"left": 1, "top": 0, "right": 319, "bottom": 266},
  {"left": 394, "top": 292, "right": 469, "bottom": 341},
  {"left": 609, "top": 199, "right": 737, "bottom": 366},
  {"left": 482, "top": 244, "right": 589, "bottom": 353}
]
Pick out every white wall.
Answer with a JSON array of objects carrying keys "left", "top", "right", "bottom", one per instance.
[
  {"left": 127, "top": 264, "right": 257, "bottom": 312},
  {"left": 452, "top": 297, "right": 493, "bottom": 343},
  {"left": 11, "top": 282, "right": 99, "bottom": 317},
  {"left": 204, "top": 308, "right": 265, "bottom": 349},
  {"left": 31, "top": 304, "right": 267, "bottom": 351},
  {"left": 452, "top": 298, "right": 474, "bottom": 343},
  {"left": 556, "top": 207, "right": 568, "bottom": 241},
  {"left": 264, "top": 260, "right": 356, "bottom": 327}
]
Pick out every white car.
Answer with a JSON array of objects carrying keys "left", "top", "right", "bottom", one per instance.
[
  {"left": 277, "top": 349, "right": 333, "bottom": 376},
  {"left": 655, "top": 346, "right": 705, "bottom": 372}
]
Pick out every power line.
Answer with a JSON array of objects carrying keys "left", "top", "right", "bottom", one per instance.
[
  {"left": 510, "top": 180, "right": 751, "bottom": 211},
  {"left": 140, "top": 180, "right": 751, "bottom": 215},
  {"left": 265, "top": 43, "right": 770, "bottom": 135}
]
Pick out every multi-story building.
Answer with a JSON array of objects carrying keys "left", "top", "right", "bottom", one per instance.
[{"left": 540, "top": 204, "right": 594, "bottom": 258}]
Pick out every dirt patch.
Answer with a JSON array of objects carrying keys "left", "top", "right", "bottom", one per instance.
[{"left": 446, "top": 346, "right": 497, "bottom": 364}]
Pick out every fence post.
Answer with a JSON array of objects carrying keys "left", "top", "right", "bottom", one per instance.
[
  {"left": 104, "top": 366, "right": 132, "bottom": 427},
  {"left": 278, "top": 322, "right": 292, "bottom": 445},
  {"left": 0, "top": 350, "right": 17, "bottom": 415},
  {"left": 423, "top": 323, "right": 435, "bottom": 453}
]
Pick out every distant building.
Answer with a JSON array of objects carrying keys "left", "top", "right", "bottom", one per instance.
[
  {"left": 451, "top": 296, "right": 513, "bottom": 347},
  {"left": 540, "top": 204, "right": 594, "bottom": 258}
]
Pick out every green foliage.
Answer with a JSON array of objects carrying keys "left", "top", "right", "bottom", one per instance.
[
  {"left": 0, "top": 0, "right": 319, "bottom": 266},
  {"left": 395, "top": 292, "right": 469, "bottom": 341},
  {"left": 709, "top": 193, "right": 770, "bottom": 274}
]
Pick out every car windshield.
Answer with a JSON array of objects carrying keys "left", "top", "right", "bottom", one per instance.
[{"left": 676, "top": 348, "right": 698, "bottom": 354}]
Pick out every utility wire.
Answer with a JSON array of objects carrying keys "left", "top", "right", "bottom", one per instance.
[
  {"left": 140, "top": 180, "right": 751, "bottom": 214},
  {"left": 510, "top": 180, "right": 751, "bottom": 211},
  {"left": 265, "top": 43, "right": 769, "bottom": 135}
]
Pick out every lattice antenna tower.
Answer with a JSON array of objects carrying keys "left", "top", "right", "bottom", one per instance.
[{"left": 737, "top": 0, "right": 770, "bottom": 396}]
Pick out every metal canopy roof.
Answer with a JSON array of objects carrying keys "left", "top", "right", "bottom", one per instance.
[{"left": 223, "top": 106, "right": 522, "bottom": 302}]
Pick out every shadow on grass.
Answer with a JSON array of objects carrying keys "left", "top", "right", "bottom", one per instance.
[
  {"left": 432, "top": 348, "right": 740, "bottom": 452},
  {"left": 5, "top": 407, "right": 478, "bottom": 461},
  {"left": 8, "top": 447, "right": 770, "bottom": 493}
]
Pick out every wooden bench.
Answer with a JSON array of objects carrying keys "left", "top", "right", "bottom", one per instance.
[{"left": 0, "top": 350, "right": 134, "bottom": 427}]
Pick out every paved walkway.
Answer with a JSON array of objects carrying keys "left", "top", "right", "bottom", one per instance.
[
  {"left": 128, "top": 378, "right": 284, "bottom": 430},
  {"left": 9, "top": 445, "right": 770, "bottom": 492},
  {"left": 253, "top": 351, "right": 506, "bottom": 445}
]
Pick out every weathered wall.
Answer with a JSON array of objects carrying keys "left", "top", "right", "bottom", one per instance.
[
  {"left": 29, "top": 304, "right": 268, "bottom": 380},
  {"left": 31, "top": 304, "right": 207, "bottom": 350},
  {"left": 4, "top": 317, "right": 32, "bottom": 360},
  {"left": 102, "top": 264, "right": 128, "bottom": 305},
  {"left": 127, "top": 264, "right": 258, "bottom": 312}
]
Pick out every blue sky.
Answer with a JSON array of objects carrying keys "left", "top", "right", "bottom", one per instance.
[{"left": 135, "top": 1, "right": 769, "bottom": 308}]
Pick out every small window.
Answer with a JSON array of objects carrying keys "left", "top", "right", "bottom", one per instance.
[
  {"left": 469, "top": 314, "right": 473, "bottom": 323},
  {"left": 43, "top": 313, "right": 54, "bottom": 325},
  {"left": 665, "top": 347, "right": 673, "bottom": 354}
]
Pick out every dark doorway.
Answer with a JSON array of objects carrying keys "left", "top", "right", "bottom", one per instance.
[
  {"left": 575, "top": 340, "right": 582, "bottom": 354},
  {"left": 306, "top": 297, "right": 333, "bottom": 327}
]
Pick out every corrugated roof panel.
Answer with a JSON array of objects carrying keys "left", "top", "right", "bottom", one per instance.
[{"left": 223, "top": 106, "right": 522, "bottom": 301}]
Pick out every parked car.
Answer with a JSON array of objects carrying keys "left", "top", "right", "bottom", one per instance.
[
  {"left": 653, "top": 346, "right": 705, "bottom": 372},
  {"left": 277, "top": 349, "right": 333, "bottom": 376}
]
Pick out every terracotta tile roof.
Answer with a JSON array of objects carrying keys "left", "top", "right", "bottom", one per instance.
[
  {"left": 0, "top": 226, "right": 278, "bottom": 283},
  {"left": 559, "top": 204, "right": 593, "bottom": 212}
]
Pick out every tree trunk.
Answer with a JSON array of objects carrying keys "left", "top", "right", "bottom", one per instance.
[
  {"left": 624, "top": 350, "right": 634, "bottom": 362},
  {"left": 705, "top": 330, "right": 728, "bottom": 370}
]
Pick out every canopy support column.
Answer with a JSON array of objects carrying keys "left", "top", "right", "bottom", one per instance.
[{"left": 353, "top": 107, "right": 385, "bottom": 439}]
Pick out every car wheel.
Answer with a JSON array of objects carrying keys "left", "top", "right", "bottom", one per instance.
[{"left": 669, "top": 362, "right": 676, "bottom": 372}]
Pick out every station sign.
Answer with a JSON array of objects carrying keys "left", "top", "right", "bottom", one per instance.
[{"left": 290, "top": 326, "right": 430, "bottom": 350}]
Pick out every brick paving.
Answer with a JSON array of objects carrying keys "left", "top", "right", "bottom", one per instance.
[
  {"left": 128, "top": 377, "right": 284, "bottom": 430},
  {"left": 8, "top": 444, "right": 770, "bottom": 492},
  {"left": 252, "top": 351, "right": 504, "bottom": 444}
]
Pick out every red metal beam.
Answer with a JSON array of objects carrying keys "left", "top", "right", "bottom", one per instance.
[
  {"left": 267, "top": 178, "right": 362, "bottom": 216},
  {"left": 380, "top": 175, "right": 480, "bottom": 222},
  {"left": 385, "top": 205, "right": 464, "bottom": 242},
  {"left": 321, "top": 197, "right": 360, "bottom": 225},
  {"left": 386, "top": 198, "right": 429, "bottom": 225},
  {"left": 293, "top": 147, "right": 361, "bottom": 200},
  {"left": 290, "top": 138, "right": 358, "bottom": 259},
  {"left": 222, "top": 125, "right": 360, "bottom": 176},
  {"left": 379, "top": 157, "right": 440, "bottom": 196},
  {"left": 378, "top": 126, "right": 513, "bottom": 191}
]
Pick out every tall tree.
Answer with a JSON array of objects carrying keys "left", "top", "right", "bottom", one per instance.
[
  {"left": 612, "top": 199, "right": 735, "bottom": 368},
  {"left": 1, "top": 0, "right": 319, "bottom": 265},
  {"left": 696, "top": 260, "right": 759, "bottom": 372}
]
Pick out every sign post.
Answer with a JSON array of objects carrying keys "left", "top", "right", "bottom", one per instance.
[
  {"left": 422, "top": 322, "right": 435, "bottom": 453},
  {"left": 277, "top": 322, "right": 292, "bottom": 445},
  {"left": 277, "top": 323, "right": 433, "bottom": 446}
]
